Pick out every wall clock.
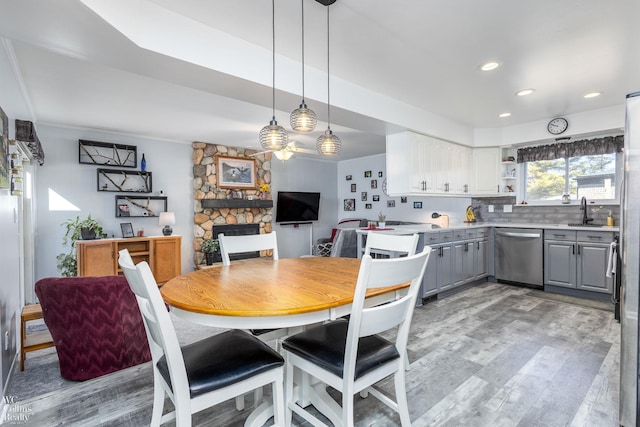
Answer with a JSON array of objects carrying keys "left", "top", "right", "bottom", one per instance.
[
  {"left": 382, "top": 178, "right": 389, "bottom": 196},
  {"left": 547, "top": 117, "right": 568, "bottom": 135}
]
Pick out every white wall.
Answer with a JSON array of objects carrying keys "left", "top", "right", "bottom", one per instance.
[
  {"left": 271, "top": 157, "right": 338, "bottom": 257},
  {"left": 34, "top": 125, "right": 193, "bottom": 279},
  {"left": 337, "top": 154, "right": 471, "bottom": 226}
]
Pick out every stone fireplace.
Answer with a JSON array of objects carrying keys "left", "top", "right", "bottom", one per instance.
[{"left": 192, "top": 143, "right": 273, "bottom": 267}]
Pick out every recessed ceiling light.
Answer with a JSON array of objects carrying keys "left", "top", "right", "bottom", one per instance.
[
  {"left": 498, "top": 112, "right": 511, "bottom": 118},
  {"left": 584, "top": 92, "right": 601, "bottom": 99},
  {"left": 479, "top": 61, "right": 501, "bottom": 71},
  {"left": 516, "top": 89, "right": 535, "bottom": 97}
]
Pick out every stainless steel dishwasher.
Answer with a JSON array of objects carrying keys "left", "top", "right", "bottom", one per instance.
[{"left": 494, "top": 228, "right": 543, "bottom": 287}]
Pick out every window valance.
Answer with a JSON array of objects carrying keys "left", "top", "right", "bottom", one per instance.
[
  {"left": 517, "top": 135, "right": 623, "bottom": 163},
  {"left": 15, "top": 120, "right": 45, "bottom": 165}
]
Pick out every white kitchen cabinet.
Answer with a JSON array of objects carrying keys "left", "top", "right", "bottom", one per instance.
[
  {"left": 387, "top": 131, "right": 504, "bottom": 197},
  {"left": 472, "top": 147, "right": 501, "bottom": 195},
  {"left": 387, "top": 131, "right": 433, "bottom": 194},
  {"left": 451, "top": 145, "right": 472, "bottom": 194}
]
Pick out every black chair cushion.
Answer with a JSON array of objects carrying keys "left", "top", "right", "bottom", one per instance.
[
  {"left": 157, "top": 329, "right": 284, "bottom": 398},
  {"left": 282, "top": 319, "right": 399, "bottom": 380}
]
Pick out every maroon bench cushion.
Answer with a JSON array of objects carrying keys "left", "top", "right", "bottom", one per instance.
[{"left": 35, "top": 275, "right": 151, "bottom": 381}]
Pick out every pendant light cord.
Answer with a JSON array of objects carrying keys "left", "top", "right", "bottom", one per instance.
[
  {"left": 301, "top": 0, "right": 306, "bottom": 102},
  {"left": 326, "top": 5, "right": 331, "bottom": 129},
  {"left": 271, "top": 0, "right": 276, "bottom": 120}
]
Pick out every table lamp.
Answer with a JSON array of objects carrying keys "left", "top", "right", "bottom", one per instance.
[{"left": 159, "top": 212, "right": 175, "bottom": 236}]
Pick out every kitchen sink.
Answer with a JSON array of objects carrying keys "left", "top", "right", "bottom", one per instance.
[{"left": 567, "top": 223, "right": 603, "bottom": 227}]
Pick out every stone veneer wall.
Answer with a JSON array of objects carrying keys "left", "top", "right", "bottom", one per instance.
[
  {"left": 192, "top": 142, "right": 272, "bottom": 267},
  {"left": 471, "top": 196, "right": 620, "bottom": 225}
]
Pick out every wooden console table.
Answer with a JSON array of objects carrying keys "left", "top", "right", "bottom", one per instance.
[{"left": 76, "top": 235, "right": 181, "bottom": 284}]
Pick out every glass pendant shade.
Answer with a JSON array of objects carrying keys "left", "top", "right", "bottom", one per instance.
[
  {"left": 260, "top": 0, "right": 288, "bottom": 151},
  {"left": 317, "top": 4, "right": 341, "bottom": 156},
  {"left": 260, "top": 118, "right": 288, "bottom": 151},
  {"left": 290, "top": 0, "right": 316, "bottom": 133},
  {"left": 316, "top": 129, "right": 341, "bottom": 156},
  {"left": 290, "top": 103, "right": 317, "bottom": 132}
]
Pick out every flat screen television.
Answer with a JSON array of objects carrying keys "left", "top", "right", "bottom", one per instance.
[{"left": 275, "top": 191, "right": 321, "bottom": 223}]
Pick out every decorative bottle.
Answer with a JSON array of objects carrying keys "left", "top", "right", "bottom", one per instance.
[{"left": 141, "top": 154, "right": 146, "bottom": 171}]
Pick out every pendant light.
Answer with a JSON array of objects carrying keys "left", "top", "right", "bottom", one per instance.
[
  {"left": 259, "top": 0, "right": 289, "bottom": 151},
  {"left": 290, "top": 0, "right": 317, "bottom": 132},
  {"left": 316, "top": 4, "right": 341, "bottom": 156}
]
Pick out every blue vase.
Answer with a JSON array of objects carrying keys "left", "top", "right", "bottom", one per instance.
[{"left": 141, "top": 154, "right": 146, "bottom": 171}]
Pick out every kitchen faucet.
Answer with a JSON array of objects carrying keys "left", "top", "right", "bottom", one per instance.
[{"left": 581, "top": 196, "right": 594, "bottom": 225}]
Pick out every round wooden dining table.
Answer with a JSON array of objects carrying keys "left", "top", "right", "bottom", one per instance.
[
  {"left": 161, "top": 256, "right": 409, "bottom": 427},
  {"left": 160, "top": 256, "right": 408, "bottom": 330}
]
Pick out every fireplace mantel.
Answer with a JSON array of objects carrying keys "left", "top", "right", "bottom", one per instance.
[{"left": 201, "top": 199, "right": 273, "bottom": 209}]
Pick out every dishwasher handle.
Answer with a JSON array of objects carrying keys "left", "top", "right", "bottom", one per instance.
[{"left": 495, "top": 230, "right": 542, "bottom": 238}]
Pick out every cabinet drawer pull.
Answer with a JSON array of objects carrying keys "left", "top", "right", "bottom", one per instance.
[
  {"left": 586, "top": 235, "right": 602, "bottom": 239},
  {"left": 572, "top": 244, "right": 575, "bottom": 255},
  {"left": 553, "top": 234, "right": 566, "bottom": 238}
]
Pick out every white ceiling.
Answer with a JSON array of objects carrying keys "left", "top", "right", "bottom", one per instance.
[{"left": 1, "top": 0, "right": 638, "bottom": 160}]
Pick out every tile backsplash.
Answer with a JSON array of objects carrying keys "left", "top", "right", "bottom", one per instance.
[{"left": 471, "top": 196, "right": 620, "bottom": 226}]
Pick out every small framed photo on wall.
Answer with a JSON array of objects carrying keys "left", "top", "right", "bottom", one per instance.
[
  {"left": 413, "top": 201, "right": 423, "bottom": 209},
  {"left": 365, "top": 203, "right": 372, "bottom": 209},
  {"left": 364, "top": 171, "right": 372, "bottom": 177},
  {"left": 371, "top": 180, "right": 377, "bottom": 189},
  {"left": 378, "top": 171, "right": 383, "bottom": 177},
  {"left": 387, "top": 200, "right": 395, "bottom": 207},
  {"left": 351, "top": 183, "right": 357, "bottom": 192},
  {"left": 373, "top": 195, "right": 380, "bottom": 202},
  {"left": 344, "top": 199, "right": 355, "bottom": 211},
  {"left": 401, "top": 197, "right": 408, "bottom": 203},
  {"left": 346, "top": 175, "right": 352, "bottom": 181},
  {"left": 361, "top": 192, "right": 367, "bottom": 201}
]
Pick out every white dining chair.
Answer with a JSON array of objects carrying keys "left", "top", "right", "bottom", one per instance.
[
  {"left": 218, "top": 231, "right": 279, "bottom": 265},
  {"left": 217, "top": 231, "right": 286, "bottom": 409},
  {"left": 282, "top": 247, "right": 431, "bottom": 427},
  {"left": 364, "top": 232, "right": 419, "bottom": 258},
  {"left": 118, "top": 249, "right": 285, "bottom": 427}
]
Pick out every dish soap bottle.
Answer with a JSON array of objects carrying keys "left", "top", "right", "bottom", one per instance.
[{"left": 607, "top": 211, "right": 614, "bottom": 226}]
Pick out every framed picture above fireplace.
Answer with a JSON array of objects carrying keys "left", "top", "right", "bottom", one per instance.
[{"left": 216, "top": 156, "right": 257, "bottom": 189}]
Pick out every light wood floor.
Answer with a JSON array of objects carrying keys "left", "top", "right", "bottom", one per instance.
[{"left": 7, "top": 282, "right": 619, "bottom": 426}]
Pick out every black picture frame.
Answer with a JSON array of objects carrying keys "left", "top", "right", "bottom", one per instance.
[
  {"left": 120, "top": 223, "right": 134, "bottom": 238},
  {"left": 413, "top": 201, "right": 423, "bottom": 209}
]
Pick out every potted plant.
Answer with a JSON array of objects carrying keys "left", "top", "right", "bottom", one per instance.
[
  {"left": 378, "top": 212, "right": 386, "bottom": 229},
  {"left": 201, "top": 238, "right": 220, "bottom": 265},
  {"left": 56, "top": 215, "right": 108, "bottom": 276}
]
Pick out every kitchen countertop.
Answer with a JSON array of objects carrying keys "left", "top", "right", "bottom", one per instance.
[{"left": 358, "top": 223, "right": 619, "bottom": 234}]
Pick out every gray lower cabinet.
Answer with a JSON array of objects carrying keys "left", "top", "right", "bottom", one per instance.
[
  {"left": 474, "top": 238, "right": 489, "bottom": 279},
  {"left": 544, "top": 230, "right": 614, "bottom": 294},
  {"left": 422, "top": 228, "right": 488, "bottom": 298}
]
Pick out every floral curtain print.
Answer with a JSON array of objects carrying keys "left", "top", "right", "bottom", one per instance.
[{"left": 517, "top": 135, "right": 624, "bottom": 163}]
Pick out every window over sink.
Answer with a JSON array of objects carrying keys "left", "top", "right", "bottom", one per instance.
[{"left": 518, "top": 135, "right": 623, "bottom": 204}]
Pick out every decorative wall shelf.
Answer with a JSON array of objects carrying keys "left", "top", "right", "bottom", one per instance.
[
  {"left": 201, "top": 199, "right": 273, "bottom": 209},
  {"left": 98, "top": 168, "right": 152, "bottom": 193},
  {"left": 79, "top": 140, "right": 137, "bottom": 167},
  {"left": 115, "top": 195, "right": 167, "bottom": 217}
]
